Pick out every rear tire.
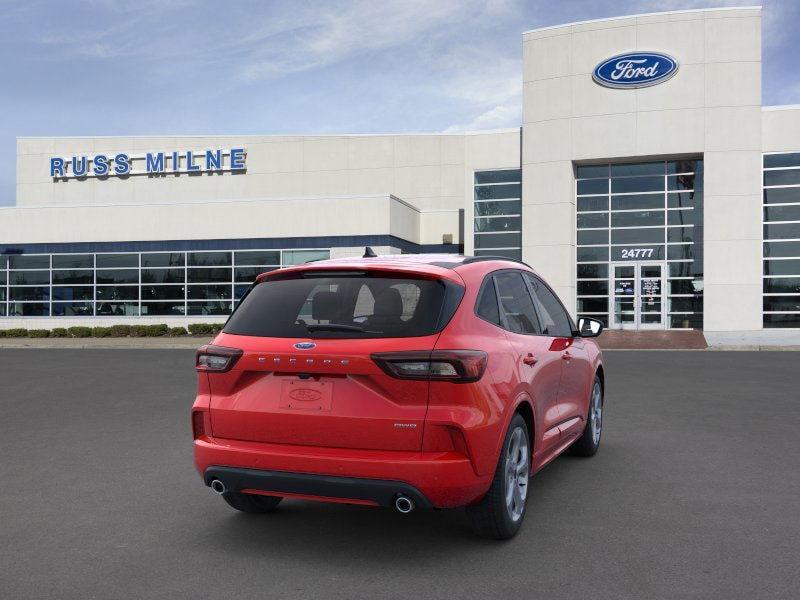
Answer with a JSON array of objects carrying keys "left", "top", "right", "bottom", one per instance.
[
  {"left": 221, "top": 491, "right": 283, "bottom": 514},
  {"left": 466, "top": 413, "right": 530, "bottom": 540},
  {"left": 569, "top": 375, "right": 603, "bottom": 457}
]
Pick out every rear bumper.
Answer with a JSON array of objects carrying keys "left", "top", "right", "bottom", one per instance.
[
  {"left": 205, "top": 466, "right": 432, "bottom": 509},
  {"left": 194, "top": 437, "right": 491, "bottom": 508}
]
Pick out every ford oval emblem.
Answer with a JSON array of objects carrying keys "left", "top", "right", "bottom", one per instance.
[
  {"left": 294, "top": 342, "right": 316, "bottom": 350},
  {"left": 593, "top": 51, "right": 678, "bottom": 89}
]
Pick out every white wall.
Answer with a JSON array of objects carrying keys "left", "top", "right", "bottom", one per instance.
[{"left": 522, "top": 7, "right": 764, "bottom": 331}]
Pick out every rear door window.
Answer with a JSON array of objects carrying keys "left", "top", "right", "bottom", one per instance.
[
  {"left": 493, "top": 271, "right": 541, "bottom": 335},
  {"left": 475, "top": 276, "right": 501, "bottom": 326},
  {"left": 224, "top": 273, "right": 456, "bottom": 338}
]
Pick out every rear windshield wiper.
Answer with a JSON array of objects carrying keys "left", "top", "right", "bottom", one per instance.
[{"left": 305, "top": 323, "right": 367, "bottom": 333}]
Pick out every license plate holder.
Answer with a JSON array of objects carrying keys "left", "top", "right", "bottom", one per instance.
[{"left": 279, "top": 379, "right": 333, "bottom": 411}]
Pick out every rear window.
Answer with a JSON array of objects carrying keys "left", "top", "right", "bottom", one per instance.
[{"left": 224, "top": 273, "right": 459, "bottom": 338}]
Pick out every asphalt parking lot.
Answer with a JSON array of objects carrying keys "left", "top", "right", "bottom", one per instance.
[{"left": 1, "top": 349, "right": 798, "bottom": 599}]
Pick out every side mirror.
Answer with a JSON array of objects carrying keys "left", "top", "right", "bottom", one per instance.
[{"left": 577, "top": 317, "right": 604, "bottom": 338}]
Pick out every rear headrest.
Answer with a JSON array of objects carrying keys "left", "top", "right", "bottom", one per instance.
[
  {"left": 311, "top": 291, "right": 340, "bottom": 321},
  {"left": 372, "top": 288, "right": 403, "bottom": 317}
]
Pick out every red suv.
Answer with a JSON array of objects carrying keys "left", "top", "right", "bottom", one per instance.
[{"left": 192, "top": 253, "right": 604, "bottom": 539}]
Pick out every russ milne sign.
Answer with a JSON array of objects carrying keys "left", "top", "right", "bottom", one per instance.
[
  {"left": 592, "top": 52, "right": 678, "bottom": 89},
  {"left": 49, "top": 148, "right": 246, "bottom": 179}
]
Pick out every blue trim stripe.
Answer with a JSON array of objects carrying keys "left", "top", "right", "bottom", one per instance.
[{"left": 1, "top": 235, "right": 462, "bottom": 255}]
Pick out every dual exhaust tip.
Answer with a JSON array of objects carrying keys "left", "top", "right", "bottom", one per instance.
[{"left": 210, "top": 479, "right": 415, "bottom": 513}]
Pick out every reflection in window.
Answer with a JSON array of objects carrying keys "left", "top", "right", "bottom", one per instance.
[{"left": 474, "top": 170, "right": 522, "bottom": 261}]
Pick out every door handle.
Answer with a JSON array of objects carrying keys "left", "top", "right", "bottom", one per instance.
[
  {"left": 561, "top": 351, "right": 572, "bottom": 361},
  {"left": 522, "top": 353, "right": 538, "bottom": 366}
]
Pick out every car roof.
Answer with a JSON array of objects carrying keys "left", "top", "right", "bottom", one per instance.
[{"left": 255, "top": 251, "right": 535, "bottom": 285}]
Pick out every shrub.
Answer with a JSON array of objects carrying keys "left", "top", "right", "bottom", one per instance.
[
  {"left": 28, "top": 329, "right": 51, "bottom": 338},
  {"left": 188, "top": 323, "right": 213, "bottom": 335},
  {"left": 211, "top": 323, "right": 225, "bottom": 334},
  {"left": 145, "top": 324, "right": 169, "bottom": 337},
  {"left": 68, "top": 326, "right": 92, "bottom": 338},
  {"left": 168, "top": 326, "right": 188, "bottom": 337},
  {"left": 109, "top": 324, "right": 132, "bottom": 337},
  {"left": 4, "top": 328, "right": 28, "bottom": 338},
  {"left": 130, "top": 325, "right": 148, "bottom": 338},
  {"left": 0, "top": 330, "right": 5, "bottom": 338},
  {"left": 91, "top": 327, "right": 113, "bottom": 338},
  {"left": 51, "top": 328, "right": 69, "bottom": 338}
]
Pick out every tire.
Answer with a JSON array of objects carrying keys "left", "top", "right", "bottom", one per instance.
[
  {"left": 569, "top": 375, "right": 603, "bottom": 457},
  {"left": 467, "top": 413, "right": 530, "bottom": 540},
  {"left": 221, "top": 491, "right": 283, "bottom": 514}
]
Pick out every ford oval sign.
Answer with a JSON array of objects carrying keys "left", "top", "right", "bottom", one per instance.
[
  {"left": 593, "top": 52, "right": 678, "bottom": 89},
  {"left": 294, "top": 342, "right": 316, "bottom": 350}
]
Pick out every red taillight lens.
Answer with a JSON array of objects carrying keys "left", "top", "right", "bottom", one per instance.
[
  {"left": 191, "top": 410, "right": 206, "bottom": 439},
  {"left": 195, "top": 345, "right": 243, "bottom": 373},
  {"left": 371, "top": 350, "right": 488, "bottom": 383}
]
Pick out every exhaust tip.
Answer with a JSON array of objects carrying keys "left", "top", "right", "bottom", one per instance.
[
  {"left": 210, "top": 479, "right": 226, "bottom": 495},
  {"left": 394, "top": 495, "right": 414, "bottom": 514}
]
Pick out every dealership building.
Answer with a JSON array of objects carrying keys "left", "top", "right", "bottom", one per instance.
[{"left": 2, "top": 6, "right": 799, "bottom": 343}]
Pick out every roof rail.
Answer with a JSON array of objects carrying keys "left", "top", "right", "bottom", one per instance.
[{"left": 461, "top": 255, "right": 532, "bottom": 268}]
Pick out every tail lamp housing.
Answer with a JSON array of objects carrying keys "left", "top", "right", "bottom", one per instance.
[
  {"left": 371, "top": 350, "right": 488, "bottom": 383},
  {"left": 196, "top": 345, "right": 243, "bottom": 373}
]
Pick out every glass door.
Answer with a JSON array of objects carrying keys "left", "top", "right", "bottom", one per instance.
[{"left": 610, "top": 262, "right": 666, "bottom": 330}]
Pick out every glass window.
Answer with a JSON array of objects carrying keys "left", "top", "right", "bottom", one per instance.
[
  {"left": 10, "top": 287, "right": 50, "bottom": 301},
  {"left": 474, "top": 248, "right": 522, "bottom": 260},
  {"left": 282, "top": 250, "right": 330, "bottom": 266},
  {"left": 187, "top": 301, "right": 233, "bottom": 315},
  {"left": 9, "top": 255, "right": 49, "bottom": 269},
  {"left": 225, "top": 275, "right": 453, "bottom": 339},
  {"left": 234, "top": 250, "right": 280, "bottom": 266},
  {"left": 668, "top": 210, "right": 696, "bottom": 226},
  {"left": 669, "top": 297, "right": 702, "bottom": 312},
  {"left": 52, "top": 270, "right": 93, "bottom": 284},
  {"left": 611, "top": 211, "right": 664, "bottom": 228},
  {"left": 611, "top": 228, "right": 664, "bottom": 245},
  {"left": 474, "top": 184, "right": 521, "bottom": 200},
  {"left": 764, "top": 169, "right": 800, "bottom": 187},
  {"left": 0, "top": 271, "right": 5, "bottom": 286},
  {"left": 577, "top": 230, "right": 608, "bottom": 245},
  {"left": 667, "top": 174, "right": 697, "bottom": 191},
  {"left": 141, "top": 253, "right": 185, "bottom": 267},
  {"left": 577, "top": 247, "right": 608, "bottom": 262},
  {"left": 526, "top": 274, "right": 573, "bottom": 338},
  {"left": 577, "top": 281, "right": 608, "bottom": 296},
  {"left": 474, "top": 170, "right": 520, "bottom": 184},
  {"left": 141, "top": 268, "right": 185, "bottom": 284},
  {"left": 611, "top": 162, "right": 664, "bottom": 177},
  {"left": 763, "top": 314, "right": 800, "bottom": 328},
  {"left": 96, "top": 286, "right": 139, "bottom": 301},
  {"left": 577, "top": 179, "right": 608, "bottom": 195},
  {"left": 8, "top": 302, "right": 49, "bottom": 316},
  {"left": 668, "top": 192, "right": 701, "bottom": 209},
  {"left": 611, "top": 194, "right": 664, "bottom": 210},
  {"left": 474, "top": 233, "right": 521, "bottom": 249},
  {"left": 53, "top": 286, "right": 93, "bottom": 301},
  {"left": 667, "top": 160, "right": 701, "bottom": 174},
  {"left": 577, "top": 298, "right": 608, "bottom": 313},
  {"left": 669, "top": 280, "right": 699, "bottom": 295},
  {"left": 187, "top": 285, "right": 231, "bottom": 300},
  {"left": 96, "top": 254, "right": 138, "bottom": 268},
  {"left": 764, "top": 223, "right": 800, "bottom": 240},
  {"left": 576, "top": 165, "right": 608, "bottom": 178},
  {"left": 96, "top": 302, "right": 138, "bottom": 316},
  {"left": 577, "top": 264, "right": 608, "bottom": 279},
  {"left": 669, "top": 262, "right": 696, "bottom": 277},
  {"left": 52, "top": 302, "right": 94, "bottom": 316},
  {"left": 611, "top": 176, "right": 663, "bottom": 194},
  {"left": 96, "top": 269, "right": 138, "bottom": 284},
  {"left": 764, "top": 205, "right": 800, "bottom": 223},
  {"left": 475, "top": 277, "right": 501, "bottom": 326},
  {"left": 763, "top": 188, "right": 800, "bottom": 205},
  {"left": 764, "top": 259, "right": 800, "bottom": 276},
  {"left": 764, "top": 241, "right": 800, "bottom": 258},
  {"left": 188, "top": 251, "right": 232, "bottom": 267},
  {"left": 763, "top": 297, "right": 800, "bottom": 312},
  {"left": 577, "top": 213, "right": 608, "bottom": 229},
  {"left": 141, "top": 302, "right": 185, "bottom": 316},
  {"left": 667, "top": 245, "right": 694, "bottom": 261},
  {"left": 52, "top": 254, "right": 93, "bottom": 269},
  {"left": 763, "top": 278, "right": 800, "bottom": 294},
  {"left": 577, "top": 196, "right": 609, "bottom": 212},
  {"left": 667, "top": 227, "right": 695, "bottom": 244},
  {"left": 764, "top": 153, "right": 800, "bottom": 168},
  {"left": 669, "top": 314, "right": 703, "bottom": 329},
  {"left": 493, "top": 272, "right": 540, "bottom": 335},
  {"left": 9, "top": 270, "right": 50, "bottom": 285},
  {"left": 187, "top": 267, "right": 231, "bottom": 283},
  {"left": 141, "top": 285, "right": 185, "bottom": 300},
  {"left": 474, "top": 200, "right": 521, "bottom": 217},
  {"left": 474, "top": 216, "right": 521, "bottom": 233}
]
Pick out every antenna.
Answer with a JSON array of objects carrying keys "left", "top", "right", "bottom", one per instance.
[{"left": 363, "top": 246, "right": 377, "bottom": 258}]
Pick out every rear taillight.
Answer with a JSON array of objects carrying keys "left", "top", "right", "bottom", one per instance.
[
  {"left": 195, "top": 345, "right": 243, "bottom": 373},
  {"left": 371, "top": 350, "right": 488, "bottom": 383},
  {"left": 191, "top": 410, "right": 206, "bottom": 439}
]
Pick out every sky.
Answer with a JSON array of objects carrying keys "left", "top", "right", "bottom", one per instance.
[{"left": 1, "top": 0, "right": 798, "bottom": 206}]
